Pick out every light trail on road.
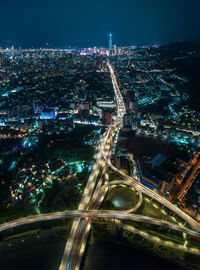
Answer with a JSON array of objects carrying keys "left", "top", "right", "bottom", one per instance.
[
  {"left": 1, "top": 210, "right": 200, "bottom": 239},
  {"left": 1, "top": 60, "right": 200, "bottom": 270},
  {"left": 59, "top": 60, "right": 126, "bottom": 270},
  {"left": 104, "top": 151, "right": 200, "bottom": 232}
]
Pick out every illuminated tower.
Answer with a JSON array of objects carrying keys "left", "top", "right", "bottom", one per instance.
[{"left": 109, "top": 34, "right": 113, "bottom": 56}]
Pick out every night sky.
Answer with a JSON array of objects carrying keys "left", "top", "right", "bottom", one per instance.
[{"left": 1, "top": 0, "right": 200, "bottom": 48}]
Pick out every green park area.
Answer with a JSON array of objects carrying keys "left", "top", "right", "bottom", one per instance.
[
  {"left": 136, "top": 196, "right": 169, "bottom": 219},
  {"left": 101, "top": 186, "right": 138, "bottom": 211},
  {"left": 135, "top": 195, "right": 187, "bottom": 227},
  {"left": 17, "top": 125, "right": 97, "bottom": 167},
  {"left": 103, "top": 170, "right": 187, "bottom": 227},
  {"left": 0, "top": 126, "right": 102, "bottom": 224}
]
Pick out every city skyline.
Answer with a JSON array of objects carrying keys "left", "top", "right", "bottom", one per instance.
[
  {"left": 1, "top": 42, "right": 200, "bottom": 269},
  {"left": 1, "top": 0, "right": 200, "bottom": 48},
  {"left": 1, "top": 1, "right": 200, "bottom": 270}
]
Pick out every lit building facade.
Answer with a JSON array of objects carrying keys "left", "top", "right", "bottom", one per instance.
[
  {"left": 109, "top": 34, "right": 113, "bottom": 56},
  {"left": 113, "top": 44, "right": 117, "bottom": 55}
]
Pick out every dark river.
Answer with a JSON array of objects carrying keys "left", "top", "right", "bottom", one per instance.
[
  {"left": 82, "top": 241, "right": 185, "bottom": 270},
  {"left": 0, "top": 233, "right": 185, "bottom": 270}
]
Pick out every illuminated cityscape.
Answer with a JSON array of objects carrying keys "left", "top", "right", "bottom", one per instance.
[{"left": 1, "top": 1, "right": 200, "bottom": 270}]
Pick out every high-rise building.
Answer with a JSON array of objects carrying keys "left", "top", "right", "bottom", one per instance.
[
  {"left": 118, "top": 47, "right": 122, "bottom": 55},
  {"left": 40, "top": 110, "right": 55, "bottom": 120},
  {"left": 109, "top": 34, "right": 113, "bottom": 56},
  {"left": 102, "top": 110, "right": 112, "bottom": 125},
  {"left": 113, "top": 44, "right": 117, "bottom": 55},
  {"left": 93, "top": 46, "right": 97, "bottom": 54}
]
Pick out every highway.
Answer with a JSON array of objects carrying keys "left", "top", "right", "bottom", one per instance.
[
  {"left": 98, "top": 72, "right": 200, "bottom": 231},
  {"left": 1, "top": 60, "right": 200, "bottom": 269},
  {"left": 104, "top": 151, "right": 200, "bottom": 232},
  {"left": 1, "top": 210, "right": 200, "bottom": 240},
  {"left": 60, "top": 60, "right": 200, "bottom": 269},
  {"left": 69, "top": 61, "right": 127, "bottom": 270},
  {"left": 101, "top": 180, "right": 142, "bottom": 213},
  {"left": 58, "top": 136, "right": 106, "bottom": 270},
  {"left": 119, "top": 221, "right": 200, "bottom": 256},
  {"left": 58, "top": 60, "right": 126, "bottom": 270},
  {"left": 103, "top": 62, "right": 200, "bottom": 232}
]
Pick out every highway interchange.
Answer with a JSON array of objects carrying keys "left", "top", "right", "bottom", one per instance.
[
  {"left": 59, "top": 60, "right": 200, "bottom": 270},
  {"left": 1, "top": 61, "right": 200, "bottom": 269}
]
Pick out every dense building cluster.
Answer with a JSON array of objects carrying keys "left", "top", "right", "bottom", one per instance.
[
  {"left": 109, "top": 42, "right": 200, "bottom": 216},
  {"left": 0, "top": 41, "right": 200, "bottom": 222}
]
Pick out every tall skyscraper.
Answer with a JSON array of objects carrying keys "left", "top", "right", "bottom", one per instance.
[
  {"left": 118, "top": 47, "right": 122, "bottom": 55},
  {"left": 109, "top": 34, "right": 113, "bottom": 56},
  {"left": 113, "top": 44, "right": 117, "bottom": 56}
]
